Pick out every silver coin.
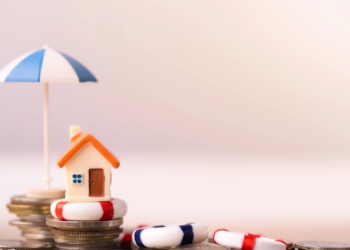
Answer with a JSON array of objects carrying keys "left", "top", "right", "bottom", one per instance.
[
  {"left": 55, "top": 241, "right": 116, "bottom": 248},
  {"left": 19, "top": 227, "right": 52, "bottom": 234},
  {"left": 0, "top": 240, "right": 53, "bottom": 249},
  {"left": 55, "top": 246, "right": 115, "bottom": 250},
  {"left": 10, "top": 224, "right": 51, "bottom": 234},
  {"left": 11, "top": 195, "right": 62, "bottom": 206},
  {"left": 25, "top": 239, "right": 54, "bottom": 244},
  {"left": 54, "top": 238, "right": 115, "bottom": 245},
  {"left": 21, "top": 232, "right": 54, "bottom": 240},
  {"left": 17, "top": 226, "right": 52, "bottom": 232},
  {"left": 22, "top": 232, "right": 53, "bottom": 237},
  {"left": 46, "top": 216, "right": 123, "bottom": 229},
  {"left": 55, "top": 241, "right": 115, "bottom": 246},
  {"left": 10, "top": 219, "right": 47, "bottom": 227},
  {"left": 295, "top": 241, "right": 350, "bottom": 250},
  {"left": 18, "top": 226, "right": 51, "bottom": 231},
  {"left": 52, "top": 226, "right": 122, "bottom": 232},
  {"left": 51, "top": 228, "right": 122, "bottom": 237},
  {"left": 18, "top": 214, "right": 48, "bottom": 222}
]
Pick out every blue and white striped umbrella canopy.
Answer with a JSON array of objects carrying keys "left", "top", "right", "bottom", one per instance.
[
  {"left": 0, "top": 46, "right": 97, "bottom": 83},
  {"left": 0, "top": 46, "right": 97, "bottom": 191}
]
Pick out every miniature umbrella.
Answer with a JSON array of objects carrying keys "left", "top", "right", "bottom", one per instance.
[{"left": 0, "top": 45, "right": 97, "bottom": 195}]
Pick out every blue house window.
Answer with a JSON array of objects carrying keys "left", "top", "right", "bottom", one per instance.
[{"left": 72, "top": 174, "right": 83, "bottom": 185}]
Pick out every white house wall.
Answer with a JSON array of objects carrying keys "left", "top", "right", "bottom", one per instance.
[{"left": 64, "top": 142, "right": 112, "bottom": 202}]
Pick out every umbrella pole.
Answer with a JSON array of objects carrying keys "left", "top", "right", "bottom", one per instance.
[{"left": 44, "top": 82, "right": 51, "bottom": 190}]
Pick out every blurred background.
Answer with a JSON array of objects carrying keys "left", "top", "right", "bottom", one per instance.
[{"left": 1, "top": 0, "right": 350, "bottom": 243}]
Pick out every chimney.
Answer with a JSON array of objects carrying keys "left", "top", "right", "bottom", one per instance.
[{"left": 70, "top": 125, "right": 82, "bottom": 142}]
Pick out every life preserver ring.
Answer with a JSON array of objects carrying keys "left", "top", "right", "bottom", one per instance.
[
  {"left": 213, "top": 229, "right": 288, "bottom": 250},
  {"left": 132, "top": 222, "right": 208, "bottom": 248},
  {"left": 51, "top": 198, "right": 127, "bottom": 221}
]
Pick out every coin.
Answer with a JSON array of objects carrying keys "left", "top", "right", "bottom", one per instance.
[
  {"left": 55, "top": 246, "right": 115, "bottom": 250},
  {"left": 7, "top": 198, "right": 56, "bottom": 244},
  {"left": 22, "top": 229, "right": 52, "bottom": 235},
  {"left": 54, "top": 238, "right": 115, "bottom": 244},
  {"left": 57, "top": 226, "right": 122, "bottom": 232},
  {"left": 55, "top": 241, "right": 116, "bottom": 248},
  {"left": 18, "top": 214, "right": 48, "bottom": 222},
  {"left": 10, "top": 219, "right": 47, "bottom": 227},
  {"left": 8, "top": 209, "right": 51, "bottom": 214},
  {"left": 8, "top": 205, "right": 50, "bottom": 211},
  {"left": 8, "top": 206, "right": 51, "bottom": 214},
  {"left": 0, "top": 240, "right": 53, "bottom": 249},
  {"left": 13, "top": 225, "right": 51, "bottom": 231},
  {"left": 7, "top": 204, "right": 51, "bottom": 210},
  {"left": 22, "top": 232, "right": 54, "bottom": 240},
  {"left": 46, "top": 216, "right": 123, "bottom": 229},
  {"left": 8, "top": 210, "right": 51, "bottom": 215},
  {"left": 54, "top": 235, "right": 119, "bottom": 241},
  {"left": 294, "top": 241, "right": 350, "bottom": 250},
  {"left": 54, "top": 238, "right": 115, "bottom": 245},
  {"left": 51, "top": 228, "right": 122, "bottom": 237},
  {"left": 11, "top": 195, "right": 61, "bottom": 206},
  {"left": 18, "top": 226, "right": 52, "bottom": 233},
  {"left": 16, "top": 226, "right": 51, "bottom": 232}
]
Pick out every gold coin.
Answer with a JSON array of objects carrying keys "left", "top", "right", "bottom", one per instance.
[
  {"left": 8, "top": 210, "right": 51, "bottom": 215},
  {"left": 8, "top": 207, "right": 50, "bottom": 211},
  {"left": 8, "top": 209, "right": 50, "bottom": 214},
  {"left": 8, "top": 208, "right": 51, "bottom": 213},
  {"left": 7, "top": 204, "right": 50, "bottom": 210}
]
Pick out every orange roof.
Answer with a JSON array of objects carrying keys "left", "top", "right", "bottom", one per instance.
[{"left": 57, "top": 133, "right": 120, "bottom": 168}]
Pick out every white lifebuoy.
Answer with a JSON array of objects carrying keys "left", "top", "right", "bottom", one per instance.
[
  {"left": 132, "top": 222, "right": 208, "bottom": 248},
  {"left": 213, "top": 229, "right": 288, "bottom": 250},
  {"left": 51, "top": 198, "right": 127, "bottom": 221}
]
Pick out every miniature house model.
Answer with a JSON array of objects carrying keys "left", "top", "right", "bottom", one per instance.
[{"left": 57, "top": 126, "right": 120, "bottom": 202}]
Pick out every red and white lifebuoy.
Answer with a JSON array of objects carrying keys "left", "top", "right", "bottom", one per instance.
[
  {"left": 213, "top": 229, "right": 288, "bottom": 250},
  {"left": 51, "top": 198, "right": 127, "bottom": 221}
]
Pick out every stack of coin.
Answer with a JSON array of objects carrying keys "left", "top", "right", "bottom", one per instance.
[
  {"left": 46, "top": 216, "right": 123, "bottom": 250},
  {"left": 7, "top": 195, "right": 64, "bottom": 243}
]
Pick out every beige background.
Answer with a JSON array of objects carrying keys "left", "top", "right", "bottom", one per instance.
[{"left": 1, "top": 0, "right": 350, "bottom": 243}]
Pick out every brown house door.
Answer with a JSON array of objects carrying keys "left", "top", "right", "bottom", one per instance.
[{"left": 89, "top": 169, "right": 105, "bottom": 197}]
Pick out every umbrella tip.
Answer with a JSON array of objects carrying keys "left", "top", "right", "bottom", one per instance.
[{"left": 42, "top": 44, "right": 49, "bottom": 49}]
